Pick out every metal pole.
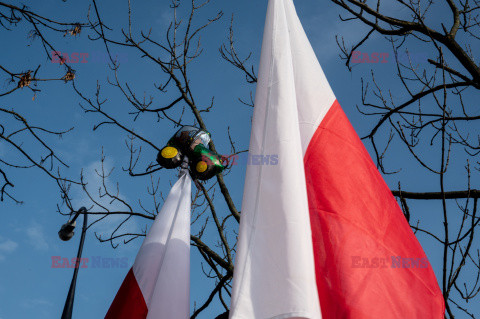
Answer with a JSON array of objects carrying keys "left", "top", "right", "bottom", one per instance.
[{"left": 61, "top": 207, "right": 88, "bottom": 319}]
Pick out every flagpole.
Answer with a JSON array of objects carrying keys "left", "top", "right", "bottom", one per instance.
[{"left": 58, "top": 207, "right": 88, "bottom": 319}]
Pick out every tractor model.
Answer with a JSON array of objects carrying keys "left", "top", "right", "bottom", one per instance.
[{"left": 156, "top": 126, "right": 226, "bottom": 180}]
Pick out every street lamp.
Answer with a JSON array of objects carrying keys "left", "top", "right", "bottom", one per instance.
[{"left": 58, "top": 207, "right": 88, "bottom": 319}]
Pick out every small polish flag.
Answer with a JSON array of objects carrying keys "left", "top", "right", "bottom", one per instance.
[{"left": 106, "top": 171, "right": 191, "bottom": 319}]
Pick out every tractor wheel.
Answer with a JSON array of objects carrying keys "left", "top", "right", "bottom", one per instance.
[
  {"left": 157, "top": 146, "right": 183, "bottom": 169},
  {"left": 190, "top": 159, "right": 217, "bottom": 180}
]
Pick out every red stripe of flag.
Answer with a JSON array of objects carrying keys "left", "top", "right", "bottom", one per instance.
[
  {"left": 304, "top": 101, "right": 445, "bottom": 318},
  {"left": 105, "top": 268, "right": 148, "bottom": 319}
]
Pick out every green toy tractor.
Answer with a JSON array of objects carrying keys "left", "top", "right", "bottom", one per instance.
[{"left": 156, "top": 126, "right": 227, "bottom": 180}]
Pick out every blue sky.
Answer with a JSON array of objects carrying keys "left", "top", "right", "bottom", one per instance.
[{"left": 0, "top": 0, "right": 479, "bottom": 318}]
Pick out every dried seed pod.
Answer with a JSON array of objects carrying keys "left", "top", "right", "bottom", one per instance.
[
  {"left": 63, "top": 71, "right": 76, "bottom": 82},
  {"left": 68, "top": 24, "right": 82, "bottom": 36},
  {"left": 17, "top": 72, "right": 32, "bottom": 88}
]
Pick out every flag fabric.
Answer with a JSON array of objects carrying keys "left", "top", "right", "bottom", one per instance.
[
  {"left": 106, "top": 170, "right": 191, "bottom": 319},
  {"left": 229, "top": 0, "right": 445, "bottom": 318}
]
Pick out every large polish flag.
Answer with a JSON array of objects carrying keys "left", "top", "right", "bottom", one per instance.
[
  {"left": 106, "top": 171, "right": 191, "bottom": 319},
  {"left": 229, "top": 0, "right": 445, "bottom": 318}
]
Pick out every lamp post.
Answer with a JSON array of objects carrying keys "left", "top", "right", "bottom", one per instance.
[{"left": 58, "top": 207, "right": 88, "bottom": 319}]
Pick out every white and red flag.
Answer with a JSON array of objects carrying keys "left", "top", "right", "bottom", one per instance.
[
  {"left": 229, "top": 0, "right": 445, "bottom": 318},
  {"left": 106, "top": 171, "right": 191, "bottom": 319}
]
